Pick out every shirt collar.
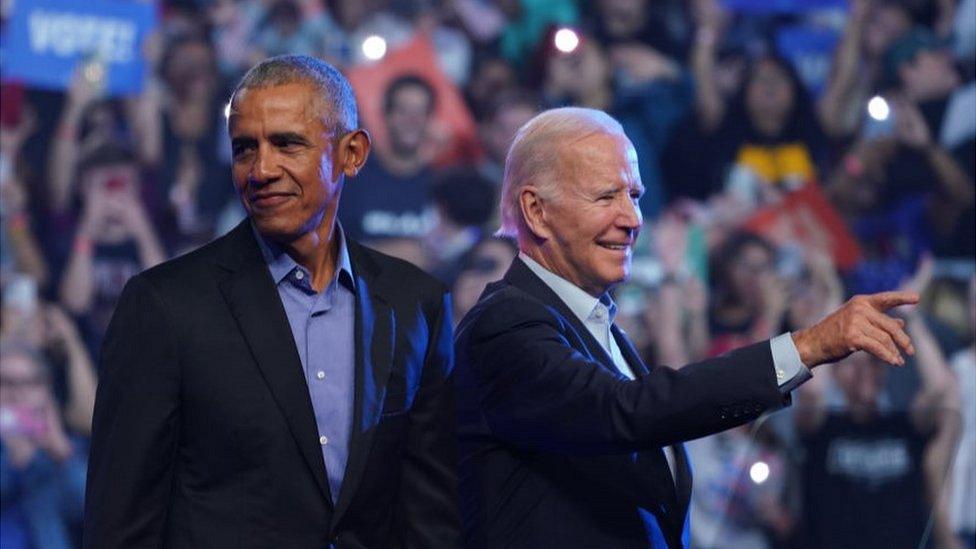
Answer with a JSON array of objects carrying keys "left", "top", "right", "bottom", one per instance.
[
  {"left": 251, "top": 221, "right": 355, "bottom": 291},
  {"left": 518, "top": 252, "right": 616, "bottom": 325}
]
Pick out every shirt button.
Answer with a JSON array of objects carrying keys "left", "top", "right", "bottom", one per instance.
[
  {"left": 316, "top": 371, "right": 326, "bottom": 380},
  {"left": 776, "top": 368, "right": 785, "bottom": 380},
  {"left": 319, "top": 435, "right": 329, "bottom": 445},
  {"left": 295, "top": 270, "right": 304, "bottom": 280}
]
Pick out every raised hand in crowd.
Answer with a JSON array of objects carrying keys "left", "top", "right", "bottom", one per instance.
[
  {"left": 44, "top": 305, "right": 97, "bottom": 436},
  {"left": 1, "top": 106, "right": 48, "bottom": 288},
  {"left": 652, "top": 213, "right": 694, "bottom": 367},
  {"left": 650, "top": 212, "right": 710, "bottom": 366},
  {"left": 690, "top": 0, "right": 729, "bottom": 131},
  {"left": 0, "top": 101, "right": 36, "bottom": 164},
  {"left": 0, "top": 177, "right": 49, "bottom": 290},
  {"left": 124, "top": 30, "right": 166, "bottom": 169},
  {"left": 169, "top": 145, "right": 204, "bottom": 235},
  {"left": 610, "top": 44, "right": 681, "bottom": 87},
  {"left": 892, "top": 95, "right": 934, "bottom": 149},
  {"left": 892, "top": 95, "right": 974, "bottom": 235},
  {"left": 60, "top": 173, "right": 165, "bottom": 316},
  {"left": 49, "top": 68, "right": 106, "bottom": 214},
  {"left": 818, "top": 0, "right": 873, "bottom": 137},
  {"left": 111, "top": 186, "right": 167, "bottom": 268},
  {"left": 899, "top": 257, "right": 963, "bottom": 549}
]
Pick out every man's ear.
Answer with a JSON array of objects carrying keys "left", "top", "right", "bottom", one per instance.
[
  {"left": 518, "top": 185, "right": 552, "bottom": 241},
  {"left": 340, "top": 129, "right": 371, "bottom": 177}
]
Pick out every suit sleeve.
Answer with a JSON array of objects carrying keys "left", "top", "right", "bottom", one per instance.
[
  {"left": 84, "top": 274, "right": 180, "bottom": 548},
  {"left": 459, "top": 298, "right": 786, "bottom": 454},
  {"left": 396, "top": 291, "right": 462, "bottom": 548}
]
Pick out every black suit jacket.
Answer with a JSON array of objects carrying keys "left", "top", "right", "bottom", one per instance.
[
  {"left": 84, "top": 221, "right": 460, "bottom": 548},
  {"left": 454, "top": 258, "right": 788, "bottom": 548}
]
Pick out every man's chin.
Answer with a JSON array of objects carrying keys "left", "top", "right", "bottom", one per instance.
[{"left": 251, "top": 218, "right": 300, "bottom": 243}]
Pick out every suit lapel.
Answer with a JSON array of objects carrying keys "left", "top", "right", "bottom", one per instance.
[
  {"left": 503, "top": 259, "right": 618, "bottom": 373},
  {"left": 613, "top": 325, "right": 693, "bottom": 537},
  {"left": 331, "top": 242, "right": 395, "bottom": 528},
  {"left": 611, "top": 324, "right": 650, "bottom": 377},
  {"left": 505, "top": 258, "right": 691, "bottom": 541},
  {"left": 673, "top": 442, "right": 693, "bottom": 524},
  {"left": 216, "top": 222, "right": 333, "bottom": 505}
]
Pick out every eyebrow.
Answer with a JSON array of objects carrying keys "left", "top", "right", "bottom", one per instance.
[
  {"left": 592, "top": 184, "right": 644, "bottom": 196},
  {"left": 230, "top": 132, "right": 311, "bottom": 148},
  {"left": 231, "top": 136, "right": 256, "bottom": 147},
  {"left": 268, "top": 131, "right": 310, "bottom": 144}
]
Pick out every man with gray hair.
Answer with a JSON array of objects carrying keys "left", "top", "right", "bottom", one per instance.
[
  {"left": 85, "top": 55, "right": 460, "bottom": 548},
  {"left": 454, "top": 107, "right": 919, "bottom": 548}
]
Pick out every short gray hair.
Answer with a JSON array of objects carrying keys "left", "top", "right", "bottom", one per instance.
[
  {"left": 230, "top": 54, "right": 358, "bottom": 135},
  {"left": 496, "top": 107, "right": 625, "bottom": 238}
]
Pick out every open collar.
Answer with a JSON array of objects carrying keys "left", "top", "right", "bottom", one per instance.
[
  {"left": 518, "top": 252, "right": 617, "bottom": 326},
  {"left": 251, "top": 221, "right": 355, "bottom": 291}
]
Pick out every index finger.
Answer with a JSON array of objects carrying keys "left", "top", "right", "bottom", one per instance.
[{"left": 868, "top": 291, "right": 920, "bottom": 310}]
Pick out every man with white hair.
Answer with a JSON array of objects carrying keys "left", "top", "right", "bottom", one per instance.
[{"left": 454, "top": 107, "right": 919, "bottom": 548}]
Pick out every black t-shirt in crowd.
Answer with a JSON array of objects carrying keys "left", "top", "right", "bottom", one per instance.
[
  {"left": 799, "top": 411, "right": 931, "bottom": 549},
  {"left": 662, "top": 107, "right": 828, "bottom": 204},
  {"left": 78, "top": 240, "right": 142, "bottom": 358},
  {"left": 338, "top": 156, "right": 435, "bottom": 242}
]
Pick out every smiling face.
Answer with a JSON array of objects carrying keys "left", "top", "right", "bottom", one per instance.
[
  {"left": 530, "top": 132, "right": 643, "bottom": 296},
  {"left": 229, "top": 83, "right": 345, "bottom": 243},
  {"left": 386, "top": 83, "right": 434, "bottom": 157}
]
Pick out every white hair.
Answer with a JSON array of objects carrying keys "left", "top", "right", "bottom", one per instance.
[{"left": 496, "top": 107, "right": 625, "bottom": 238}]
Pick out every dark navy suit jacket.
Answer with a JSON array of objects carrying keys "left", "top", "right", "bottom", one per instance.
[
  {"left": 84, "top": 220, "right": 460, "bottom": 548},
  {"left": 455, "top": 258, "right": 787, "bottom": 548}
]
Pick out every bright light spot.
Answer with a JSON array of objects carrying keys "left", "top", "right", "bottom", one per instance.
[
  {"left": 362, "top": 35, "right": 387, "bottom": 61},
  {"left": 867, "top": 96, "right": 890, "bottom": 121},
  {"left": 554, "top": 28, "right": 580, "bottom": 54},
  {"left": 224, "top": 102, "right": 232, "bottom": 120},
  {"left": 749, "top": 461, "right": 770, "bottom": 484}
]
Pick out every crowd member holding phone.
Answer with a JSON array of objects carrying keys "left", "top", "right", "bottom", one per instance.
[
  {"left": 58, "top": 143, "right": 167, "bottom": 356},
  {"left": 0, "top": 341, "right": 90, "bottom": 549}
]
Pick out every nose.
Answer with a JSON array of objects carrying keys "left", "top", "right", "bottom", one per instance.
[
  {"left": 618, "top": 194, "right": 643, "bottom": 231},
  {"left": 248, "top": 145, "right": 281, "bottom": 186}
]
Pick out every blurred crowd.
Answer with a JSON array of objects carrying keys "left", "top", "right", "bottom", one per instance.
[{"left": 1, "top": 0, "right": 974, "bottom": 547}]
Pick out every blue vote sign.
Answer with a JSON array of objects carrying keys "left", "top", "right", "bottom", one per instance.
[{"left": 1, "top": 0, "right": 157, "bottom": 96}]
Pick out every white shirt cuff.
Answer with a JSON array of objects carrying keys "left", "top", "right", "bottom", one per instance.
[{"left": 770, "top": 333, "right": 812, "bottom": 394}]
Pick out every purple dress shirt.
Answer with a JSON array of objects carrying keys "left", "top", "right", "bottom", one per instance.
[{"left": 254, "top": 224, "right": 356, "bottom": 501}]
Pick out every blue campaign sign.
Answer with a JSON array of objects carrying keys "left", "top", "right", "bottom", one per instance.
[
  {"left": 722, "top": 0, "right": 846, "bottom": 13},
  {"left": 1, "top": 0, "right": 157, "bottom": 96},
  {"left": 777, "top": 25, "right": 841, "bottom": 98}
]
